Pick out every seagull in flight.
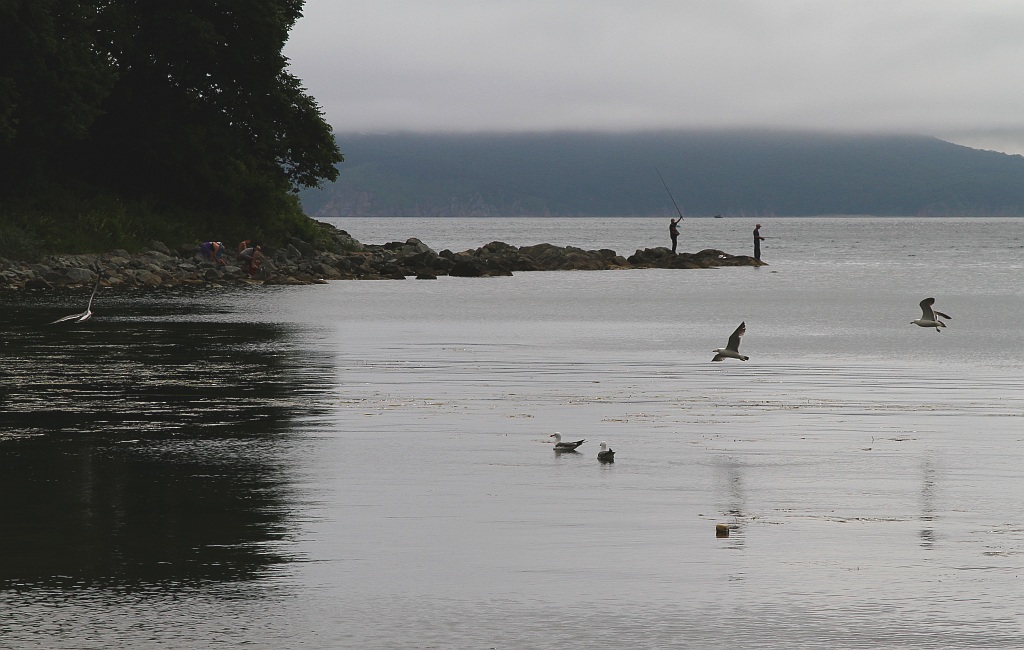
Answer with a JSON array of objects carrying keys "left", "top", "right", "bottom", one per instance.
[
  {"left": 911, "top": 297, "right": 951, "bottom": 331},
  {"left": 550, "top": 432, "right": 586, "bottom": 452},
  {"left": 712, "top": 322, "right": 749, "bottom": 361},
  {"left": 50, "top": 276, "right": 101, "bottom": 324}
]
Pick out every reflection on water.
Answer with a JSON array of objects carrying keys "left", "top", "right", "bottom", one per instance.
[
  {"left": 2, "top": 229, "right": 1024, "bottom": 647},
  {"left": 919, "top": 455, "right": 938, "bottom": 550},
  {"left": 0, "top": 290, "right": 332, "bottom": 589},
  {"left": 715, "top": 457, "right": 748, "bottom": 550}
]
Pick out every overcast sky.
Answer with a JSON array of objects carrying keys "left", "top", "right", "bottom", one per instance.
[{"left": 283, "top": 1, "right": 1024, "bottom": 155}]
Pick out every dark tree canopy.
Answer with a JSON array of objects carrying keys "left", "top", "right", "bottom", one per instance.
[
  {"left": 0, "top": 0, "right": 342, "bottom": 250},
  {"left": 0, "top": 0, "right": 117, "bottom": 166}
]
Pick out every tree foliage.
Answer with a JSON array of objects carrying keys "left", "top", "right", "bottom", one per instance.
[
  {"left": 0, "top": 1, "right": 116, "bottom": 164},
  {"left": 0, "top": 0, "right": 342, "bottom": 252}
]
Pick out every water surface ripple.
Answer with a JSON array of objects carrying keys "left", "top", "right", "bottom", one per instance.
[{"left": 2, "top": 218, "right": 1023, "bottom": 648}]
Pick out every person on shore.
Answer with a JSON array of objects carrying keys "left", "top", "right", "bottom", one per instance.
[
  {"left": 669, "top": 216, "right": 682, "bottom": 254},
  {"left": 753, "top": 223, "right": 765, "bottom": 261},
  {"left": 238, "top": 242, "right": 266, "bottom": 276},
  {"left": 200, "top": 241, "right": 226, "bottom": 265},
  {"left": 238, "top": 239, "right": 251, "bottom": 254}
]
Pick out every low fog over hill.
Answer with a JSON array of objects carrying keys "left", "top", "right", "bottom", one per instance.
[{"left": 300, "top": 131, "right": 1024, "bottom": 217}]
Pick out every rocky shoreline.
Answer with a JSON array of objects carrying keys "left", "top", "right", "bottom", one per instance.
[{"left": 0, "top": 222, "right": 764, "bottom": 291}]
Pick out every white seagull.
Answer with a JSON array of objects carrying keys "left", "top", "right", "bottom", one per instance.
[
  {"left": 550, "top": 432, "right": 586, "bottom": 452},
  {"left": 911, "top": 297, "right": 951, "bottom": 332},
  {"left": 712, "top": 322, "right": 749, "bottom": 361},
  {"left": 50, "top": 276, "right": 101, "bottom": 325},
  {"left": 597, "top": 442, "right": 615, "bottom": 463}
]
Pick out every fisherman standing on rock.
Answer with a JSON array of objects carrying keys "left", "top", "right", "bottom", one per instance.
[{"left": 669, "top": 216, "right": 682, "bottom": 254}]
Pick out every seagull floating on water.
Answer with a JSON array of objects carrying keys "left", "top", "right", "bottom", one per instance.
[
  {"left": 49, "top": 276, "right": 101, "bottom": 325},
  {"left": 550, "top": 432, "right": 585, "bottom": 452},
  {"left": 712, "top": 322, "right": 749, "bottom": 361},
  {"left": 597, "top": 442, "right": 615, "bottom": 463},
  {"left": 911, "top": 297, "right": 951, "bottom": 332}
]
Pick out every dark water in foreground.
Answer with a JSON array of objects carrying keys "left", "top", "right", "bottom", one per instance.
[
  {"left": 1, "top": 293, "right": 330, "bottom": 584},
  {"left": 2, "top": 218, "right": 1023, "bottom": 648}
]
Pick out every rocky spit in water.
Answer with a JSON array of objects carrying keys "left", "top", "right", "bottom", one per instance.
[{"left": 0, "top": 222, "right": 763, "bottom": 291}]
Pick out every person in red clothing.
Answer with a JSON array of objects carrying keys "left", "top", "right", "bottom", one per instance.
[{"left": 238, "top": 243, "right": 266, "bottom": 276}]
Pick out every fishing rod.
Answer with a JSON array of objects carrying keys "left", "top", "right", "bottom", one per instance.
[{"left": 655, "top": 167, "right": 684, "bottom": 220}]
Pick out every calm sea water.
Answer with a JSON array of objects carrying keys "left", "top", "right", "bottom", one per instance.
[{"left": 2, "top": 217, "right": 1023, "bottom": 648}]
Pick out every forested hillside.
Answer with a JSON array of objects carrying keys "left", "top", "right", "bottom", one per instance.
[
  {"left": 302, "top": 131, "right": 1024, "bottom": 217},
  {"left": 0, "top": 1, "right": 341, "bottom": 257}
]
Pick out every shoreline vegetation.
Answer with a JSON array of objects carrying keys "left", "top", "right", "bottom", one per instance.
[
  {"left": 2, "top": 3, "right": 344, "bottom": 280},
  {"left": 0, "top": 221, "right": 763, "bottom": 292}
]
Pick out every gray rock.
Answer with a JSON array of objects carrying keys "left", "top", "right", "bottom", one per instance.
[
  {"left": 449, "top": 258, "right": 485, "bottom": 277},
  {"left": 144, "top": 250, "right": 173, "bottom": 264},
  {"left": 65, "top": 267, "right": 97, "bottom": 285},
  {"left": 405, "top": 238, "right": 432, "bottom": 254},
  {"left": 135, "top": 270, "right": 162, "bottom": 286},
  {"left": 288, "top": 237, "right": 316, "bottom": 259}
]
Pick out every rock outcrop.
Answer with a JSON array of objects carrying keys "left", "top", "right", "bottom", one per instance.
[{"left": 0, "top": 222, "right": 764, "bottom": 291}]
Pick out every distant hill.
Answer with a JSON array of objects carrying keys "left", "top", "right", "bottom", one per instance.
[{"left": 300, "top": 131, "right": 1024, "bottom": 217}]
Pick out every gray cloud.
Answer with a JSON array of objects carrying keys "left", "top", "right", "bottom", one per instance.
[{"left": 284, "top": 1, "right": 1024, "bottom": 153}]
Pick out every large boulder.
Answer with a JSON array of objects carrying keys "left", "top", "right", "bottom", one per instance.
[
  {"left": 134, "top": 269, "right": 163, "bottom": 286},
  {"left": 520, "top": 243, "right": 608, "bottom": 271},
  {"left": 449, "top": 257, "right": 486, "bottom": 277},
  {"left": 149, "top": 240, "right": 173, "bottom": 255},
  {"left": 403, "top": 237, "right": 432, "bottom": 254},
  {"left": 288, "top": 237, "right": 316, "bottom": 259},
  {"left": 64, "top": 267, "right": 97, "bottom": 285}
]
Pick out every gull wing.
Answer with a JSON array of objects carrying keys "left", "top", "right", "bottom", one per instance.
[
  {"left": 726, "top": 322, "right": 746, "bottom": 352},
  {"left": 84, "top": 278, "right": 101, "bottom": 311},
  {"left": 49, "top": 311, "right": 85, "bottom": 325},
  {"left": 555, "top": 439, "right": 586, "bottom": 450},
  {"left": 48, "top": 278, "right": 101, "bottom": 325},
  {"left": 919, "top": 297, "right": 936, "bottom": 320}
]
